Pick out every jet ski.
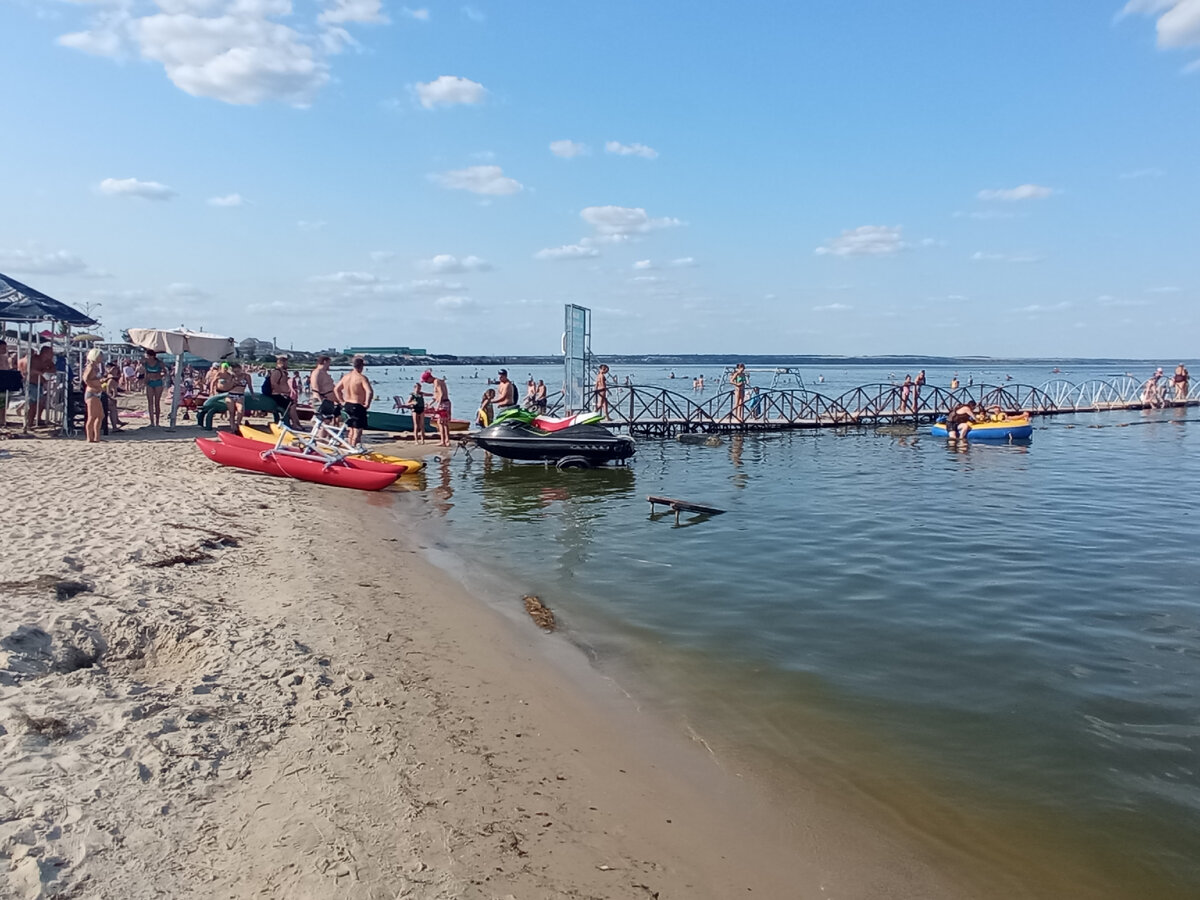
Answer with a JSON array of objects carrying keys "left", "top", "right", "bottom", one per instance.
[{"left": 473, "top": 409, "right": 635, "bottom": 467}]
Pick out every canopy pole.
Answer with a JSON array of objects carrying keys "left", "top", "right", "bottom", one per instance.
[{"left": 168, "top": 353, "right": 184, "bottom": 429}]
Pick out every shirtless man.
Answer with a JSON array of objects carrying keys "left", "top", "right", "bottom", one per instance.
[
  {"left": 334, "top": 356, "right": 373, "bottom": 446},
  {"left": 17, "top": 346, "right": 55, "bottom": 428},
  {"left": 309, "top": 355, "right": 339, "bottom": 419},
  {"left": 266, "top": 356, "right": 300, "bottom": 428},
  {"left": 945, "top": 400, "right": 979, "bottom": 441},
  {"left": 0, "top": 339, "right": 17, "bottom": 427}
]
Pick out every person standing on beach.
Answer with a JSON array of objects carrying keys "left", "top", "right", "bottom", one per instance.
[
  {"left": 0, "top": 339, "right": 18, "bottom": 427},
  {"left": 17, "top": 346, "right": 55, "bottom": 428},
  {"left": 431, "top": 371, "right": 452, "bottom": 448},
  {"left": 309, "top": 355, "right": 338, "bottom": 419},
  {"left": 730, "top": 362, "right": 748, "bottom": 422},
  {"left": 82, "top": 349, "right": 105, "bottom": 443},
  {"left": 266, "top": 356, "right": 300, "bottom": 428},
  {"left": 411, "top": 373, "right": 432, "bottom": 443},
  {"left": 142, "top": 349, "right": 168, "bottom": 428},
  {"left": 334, "top": 356, "right": 373, "bottom": 446},
  {"left": 103, "top": 362, "right": 125, "bottom": 432}
]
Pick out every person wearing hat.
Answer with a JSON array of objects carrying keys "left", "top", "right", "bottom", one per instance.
[{"left": 494, "top": 369, "right": 518, "bottom": 411}]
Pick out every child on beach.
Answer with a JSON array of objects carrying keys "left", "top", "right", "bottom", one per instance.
[{"left": 477, "top": 389, "right": 496, "bottom": 428}]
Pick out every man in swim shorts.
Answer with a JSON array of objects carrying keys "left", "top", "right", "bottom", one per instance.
[
  {"left": 0, "top": 339, "right": 18, "bottom": 427},
  {"left": 17, "top": 346, "right": 55, "bottom": 428},
  {"left": 266, "top": 355, "right": 300, "bottom": 428},
  {"left": 309, "top": 355, "right": 340, "bottom": 420},
  {"left": 334, "top": 356, "right": 373, "bottom": 446}
]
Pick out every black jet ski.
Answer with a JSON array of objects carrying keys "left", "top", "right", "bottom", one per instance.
[{"left": 473, "top": 410, "right": 635, "bottom": 468}]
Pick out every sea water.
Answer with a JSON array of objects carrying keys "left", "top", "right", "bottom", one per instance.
[{"left": 377, "top": 361, "right": 1199, "bottom": 898}]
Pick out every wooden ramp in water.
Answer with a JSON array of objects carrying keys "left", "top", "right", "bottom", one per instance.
[{"left": 647, "top": 495, "right": 727, "bottom": 525}]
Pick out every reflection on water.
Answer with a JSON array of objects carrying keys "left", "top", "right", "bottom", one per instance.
[{"left": 410, "top": 408, "right": 1200, "bottom": 899}]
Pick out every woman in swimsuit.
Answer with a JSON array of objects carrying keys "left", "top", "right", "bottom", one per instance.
[
  {"left": 82, "top": 348, "right": 105, "bottom": 443},
  {"left": 412, "top": 375, "right": 431, "bottom": 444},
  {"left": 143, "top": 349, "right": 167, "bottom": 427},
  {"left": 730, "top": 363, "right": 747, "bottom": 422},
  {"left": 225, "top": 362, "right": 251, "bottom": 432},
  {"left": 594, "top": 364, "right": 610, "bottom": 417}
]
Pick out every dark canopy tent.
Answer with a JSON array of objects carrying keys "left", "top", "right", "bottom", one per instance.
[
  {"left": 1, "top": 272, "right": 98, "bottom": 433},
  {"left": 0, "top": 273, "right": 97, "bottom": 326}
]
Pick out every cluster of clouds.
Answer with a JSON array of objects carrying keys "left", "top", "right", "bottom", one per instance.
[
  {"left": 534, "top": 206, "right": 682, "bottom": 262},
  {"left": 55, "top": 0, "right": 390, "bottom": 106},
  {"left": 1119, "top": 1, "right": 1200, "bottom": 71},
  {"left": 95, "top": 176, "right": 246, "bottom": 207},
  {"left": 549, "top": 139, "right": 658, "bottom": 159},
  {"left": 817, "top": 183, "right": 1058, "bottom": 258},
  {"left": 0, "top": 248, "right": 101, "bottom": 278}
]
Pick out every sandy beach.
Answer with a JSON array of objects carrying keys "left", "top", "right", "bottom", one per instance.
[{"left": 1, "top": 422, "right": 983, "bottom": 900}]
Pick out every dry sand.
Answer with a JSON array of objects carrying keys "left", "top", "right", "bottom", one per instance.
[{"left": 1, "top": 423, "right": 982, "bottom": 899}]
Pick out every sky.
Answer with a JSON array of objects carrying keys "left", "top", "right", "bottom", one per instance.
[{"left": 0, "top": 0, "right": 1197, "bottom": 358}]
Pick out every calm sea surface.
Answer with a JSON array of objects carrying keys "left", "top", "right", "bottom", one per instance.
[{"left": 372, "top": 361, "right": 1199, "bottom": 899}]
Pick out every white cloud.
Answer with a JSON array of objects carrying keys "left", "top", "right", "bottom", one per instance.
[
  {"left": 605, "top": 140, "right": 658, "bottom": 159},
  {"left": 580, "top": 205, "right": 681, "bottom": 238},
  {"left": 461, "top": 6, "right": 485, "bottom": 23},
  {"left": 813, "top": 302, "right": 852, "bottom": 312},
  {"left": 415, "top": 75, "right": 486, "bottom": 109},
  {"left": 369, "top": 250, "right": 396, "bottom": 262},
  {"left": 0, "top": 249, "right": 90, "bottom": 276},
  {"left": 1096, "top": 294, "right": 1149, "bottom": 308},
  {"left": 55, "top": 1, "right": 387, "bottom": 106},
  {"left": 319, "top": 0, "right": 388, "bottom": 25},
  {"left": 1015, "top": 301, "right": 1072, "bottom": 313},
  {"left": 971, "top": 251, "right": 1044, "bottom": 263},
  {"left": 550, "top": 139, "right": 588, "bottom": 158},
  {"left": 207, "top": 192, "right": 244, "bottom": 206},
  {"left": 534, "top": 244, "right": 600, "bottom": 261},
  {"left": 419, "top": 254, "right": 492, "bottom": 274},
  {"left": 402, "top": 7, "right": 430, "bottom": 21},
  {"left": 435, "top": 294, "right": 475, "bottom": 310},
  {"left": 99, "top": 177, "right": 176, "bottom": 200},
  {"left": 977, "top": 184, "right": 1056, "bottom": 201},
  {"left": 670, "top": 257, "right": 697, "bottom": 267},
  {"left": 310, "top": 271, "right": 379, "bottom": 284},
  {"left": 632, "top": 275, "right": 663, "bottom": 284},
  {"left": 1120, "top": 1, "right": 1200, "bottom": 48},
  {"left": 134, "top": 10, "right": 329, "bottom": 106},
  {"left": 815, "top": 225, "right": 907, "bottom": 257},
  {"left": 1147, "top": 285, "right": 1181, "bottom": 293},
  {"left": 430, "top": 165, "right": 523, "bottom": 196},
  {"left": 633, "top": 259, "right": 655, "bottom": 270},
  {"left": 1119, "top": 167, "right": 1166, "bottom": 179}
]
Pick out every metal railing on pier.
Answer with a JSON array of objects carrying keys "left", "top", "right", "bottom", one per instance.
[{"left": 575, "top": 379, "right": 1195, "bottom": 436}]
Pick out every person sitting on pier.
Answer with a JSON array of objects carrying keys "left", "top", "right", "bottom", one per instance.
[
  {"left": 945, "top": 400, "right": 979, "bottom": 441},
  {"left": 1142, "top": 368, "right": 1166, "bottom": 408}
]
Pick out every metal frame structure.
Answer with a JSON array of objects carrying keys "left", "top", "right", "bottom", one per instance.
[{"left": 580, "top": 379, "right": 1196, "bottom": 436}]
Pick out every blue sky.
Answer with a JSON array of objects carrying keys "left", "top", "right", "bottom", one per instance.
[{"left": 0, "top": 0, "right": 1196, "bottom": 357}]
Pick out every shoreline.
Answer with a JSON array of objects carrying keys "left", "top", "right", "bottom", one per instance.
[{"left": 3, "top": 425, "right": 982, "bottom": 898}]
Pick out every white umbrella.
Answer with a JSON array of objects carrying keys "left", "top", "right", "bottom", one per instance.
[{"left": 127, "top": 328, "right": 235, "bottom": 428}]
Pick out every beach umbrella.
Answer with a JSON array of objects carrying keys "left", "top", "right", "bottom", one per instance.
[{"left": 126, "top": 328, "right": 236, "bottom": 428}]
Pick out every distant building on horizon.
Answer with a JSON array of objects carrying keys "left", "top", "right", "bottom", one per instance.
[{"left": 342, "top": 346, "right": 427, "bottom": 356}]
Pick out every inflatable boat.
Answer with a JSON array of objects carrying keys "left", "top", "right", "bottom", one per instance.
[{"left": 931, "top": 413, "right": 1033, "bottom": 441}]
